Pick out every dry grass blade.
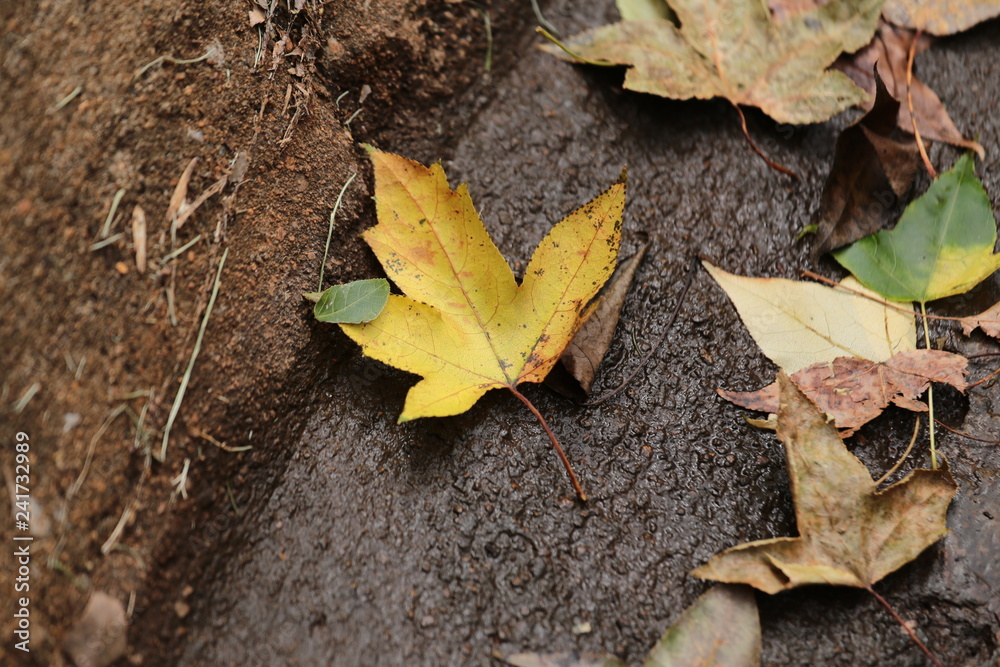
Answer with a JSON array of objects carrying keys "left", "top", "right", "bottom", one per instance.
[
  {"left": 168, "top": 158, "right": 198, "bottom": 239},
  {"left": 158, "top": 248, "right": 229, "bottom": 461}
]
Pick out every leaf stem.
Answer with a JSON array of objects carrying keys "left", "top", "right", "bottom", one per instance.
[
  {"left": 920, "top": 301, "right": 938, "bottom": 469},
  {"left": 905, "top": 31, "right": 937, "bottom": 179},
  {"left": 799, "top": 270, "right": 963, "bottom": 323},
  {"left": 319, "top": 171, "right": 358, "bottom": 292},
  {"left": 732, "top": 104, "right": 799, "bottom": 179},
  {"left": 867, "top": 586, "right": 943, "bottom": 667},
  {"left": 535, "top": 27, "right": 616, "bottom": 67},
  {"left": 875, "top": 415, "right": 920, "bottom": 486},
  {"left": 934, "top": 419, "right": 1000, "bottom": 445},
  {"left": 509, "top": 386, "right": 587, "bottom": 501}
]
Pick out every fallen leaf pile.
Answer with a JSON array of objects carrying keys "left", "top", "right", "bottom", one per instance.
[{"left": 306, "top": 1, "right": 1000, "bottom": 660}]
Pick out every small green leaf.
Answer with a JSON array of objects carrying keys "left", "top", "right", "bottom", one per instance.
[
  {"left": 310, "top": 278, "right": 390, "bottom": 324},
  {"left": 833, "top": 153, "right": 1000, "bottom": 302}
]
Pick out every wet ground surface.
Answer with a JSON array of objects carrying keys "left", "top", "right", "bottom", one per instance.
[{"left": 177, "top": 7, "right": 1000, "bottom": 665}]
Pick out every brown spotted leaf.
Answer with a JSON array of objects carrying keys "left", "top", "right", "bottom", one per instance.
[
  {"left": 719, "top": 349, "right": 968, "bottom": 436},
  {"left": 812, "top": 70, "right": 919, "bottom": 257},
  {"left": 960, "top": 301, "right": 1000, "bottom": 340},
  {"left": 834, "top": 21, "right": 984, "bottom": 155},
  {"left": 695, "top": 375, "right": 957, "bottom": 594}
]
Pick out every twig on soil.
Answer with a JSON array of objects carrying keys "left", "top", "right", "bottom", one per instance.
[
  {"left": 190, "top": 426, "right": 252, "bottom": 453},
  {"left": 318, "top": 171, "right": 358, "bottom": 291},
  {"left": 12, "top": 382, "right": 41, "bottom": 413},
  {"left": 732, "top": 104, "right": 799, "bottom": 179},
  {"left": 905, "top": 30, "right": 937, "bottom": 179},
  {"left": 867, "top": 586, "right": 944, "bottom": 667},
  {"left": 968, "top": 365, "right": 1000, "bottom": 389},
  {"left": 100, "top": 188, "right": 126, "bottom": 238},
  {"left": 50, "top": 85, "right": 82, "bottom": 113},
  {"left": 159, "top": 234, "right": 203, "bottom": 265},
  {"left": 69, "top": 403, "right": 129, "bottom": 499},
  {"left": 89, "top": 233, "right": 124, "bottom": 251},
  {"left": 101, "top": 502, "right": 134, "bottom": 555},
  {"left": 875, "top": 415, "right": 921, "bottom": 485},
  {"left": 134, "top": 46, "right": 219, "bottom": 81},
  {"left": 934, "top": 419, "right": 1000, "bottom": 445},
  {"left": 158, "top": 248, "right": 229, "bottom": 462},
  {"left": 170, "top": 458, "right": 191, "bottom": 500},
  {"left": 585, "top": 256, "right": 698, "bottom": 407}
]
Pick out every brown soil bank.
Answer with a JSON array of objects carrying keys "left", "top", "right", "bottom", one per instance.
[{"left": 2, "top": 0, "right": 999, "bottom": 665}]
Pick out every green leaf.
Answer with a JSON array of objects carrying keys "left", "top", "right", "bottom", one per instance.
[
  {"left": 308, "top": 278, "right": 390, "bottom": 324},
  {"left": 645, "top": 585, "right": 760, "bottom": 667},
  {"left": 833, "top": 153, "right": 1000, "bottom": 302}
]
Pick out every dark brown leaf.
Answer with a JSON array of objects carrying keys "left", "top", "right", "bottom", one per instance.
[
  {"left": 812, "top": 70, "right": 919, "bottom": 256},
  {"left": 834, "top": 21, "right": 984, "bottom": 155},
  {"left": 719, "top": 349, "right": 968, "bottom": 436},
  {"left": 546, "top": 243, "right": 649, "bottom": 400}
]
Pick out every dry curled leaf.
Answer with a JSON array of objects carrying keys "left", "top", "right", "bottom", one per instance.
[
  {"left": 719, "top": 349, "right": 968, "bottom": 436},
  {"left": 546, "top": 242, "right": 649, "bottom": 400},
  {"left": 812, "top": 70, "right": 919, "bottom": 257},
  {"left": 960, "top": 301, "right": 1000, "bottom": 340},
  {"left": 695, "top": 375, "right": 957, "bottom": 594},
  {"left": 834, "top": 21, "right": 984, "bottom": 155}
]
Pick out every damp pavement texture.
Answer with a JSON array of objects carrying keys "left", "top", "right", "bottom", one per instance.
[{"left": 178, "top": 8, "right": 1000, "bottom": 666}]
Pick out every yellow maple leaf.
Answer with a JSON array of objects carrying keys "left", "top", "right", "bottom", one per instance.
[{"left": 339, "top": 148, "right": 625, "bottom": 498}]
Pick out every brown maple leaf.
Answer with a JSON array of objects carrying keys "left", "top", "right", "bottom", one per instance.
[
  {"left": 695, "top": 374, "right": 957, "bottom": 594},
  {"left": 834, "top": 20, "right": 984, "bottom": 156},
  {"left": 719, "top": 349, "right": 968, "bottom": 436}
]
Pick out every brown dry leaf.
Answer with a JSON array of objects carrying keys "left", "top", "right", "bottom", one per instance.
[
  {"left": 882, "top": 0, "right": 1000, "bottom": 35},
  {"left": 834, "top": 21, "right": 984, "bottom": 156},
  {"left": 960, "top": 301, "right": 1000, "bottom": 339},
  {"left": 546, "top": 0, "right": 882, "bottom": 125},
  {"left": 248, "top": 7, "right": 266, "bottom": 26},
  {"left": 166, "top": 157, "right": 198, "bottom": 225},
  {"left": 812, "top": 70, "right": 919, "bottom": 257},
  {"left": 719, "top": 349, "right": 968, "bottom": 436},
  {"left": 546, "top": 242, "right": 649, "bottom": 400},
  {"left": 131, "top": 205, "right": 147, "bottom": 273},
  {"left": 694, "top": 375, "right": 957, "bottom": 594}
]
